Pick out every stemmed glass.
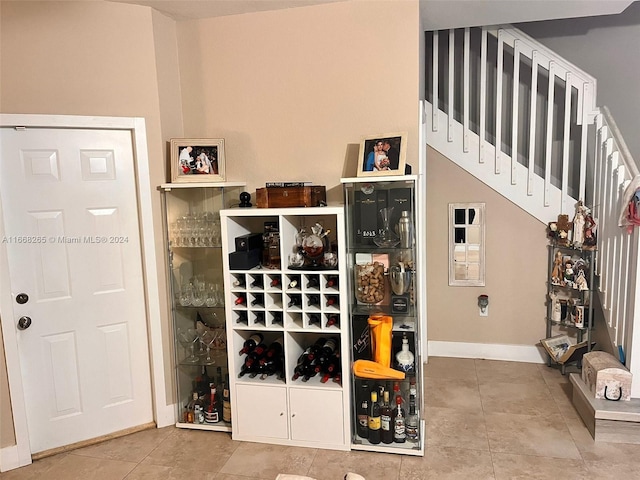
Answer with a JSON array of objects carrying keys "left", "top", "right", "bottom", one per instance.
[
  {"left": 200, "top": 329, "right": 219, "bottom": 365},
  {"left": 177, "top": 328, "right": 200, "bottom": 364}
]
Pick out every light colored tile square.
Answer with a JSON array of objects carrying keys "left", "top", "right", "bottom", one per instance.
[
  {"left": 125, "top": 463, "right": 218, "bottom": 480},
  {"left": 585, "top": 460, "right": 640, "bottom": 479},
  {"left": 426, "top": 406, "right": 489, "bottom": 451},
  {"left": 485, "top": 411, "right": 581, "bottom": 459},
  {"left": 492, "top": 452, "right": 589, "bottom": 480},
  {"left": 424, "top": 377, "right": 483, "bottom": 412},
  {"left": 400, "top": 445, "right": 495, "bottom": 479},
  {"left": 220, "top": 442, "right": 317, "bottom": 479},
  {"left": 424, "top": 357, "right": 477, "bottom": 381},
  {"left": 306, "top": 449, "right": 401, "bottom": 480},
  {"left": 475, "top": 360, "right": 546, "bottom": 386},
  {"left": 33, "top": 454, "right": 136, "bottom": 480},
  {"left": 479, "top": 381, "right": 560, "bottom": 417}
]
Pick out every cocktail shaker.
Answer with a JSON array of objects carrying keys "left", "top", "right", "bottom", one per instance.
[{"left": 398, "top": 210, "right": 413, "bottom": 249}]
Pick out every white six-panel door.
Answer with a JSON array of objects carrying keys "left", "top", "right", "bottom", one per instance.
[{"left": 0, "top": 126, "right": 153, "bottom": 454}]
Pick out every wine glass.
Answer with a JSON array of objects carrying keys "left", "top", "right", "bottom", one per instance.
[
  {"left": 200, "top": 329, "right": 218, "bottom": 365},
  {"left": 205, "top": 283, "right": 218, "bottom": 307},
  {"left": 191, "top": 279, "right": 206, "bottom": 307},
  {"left": 179, "top": 283, "right": 193, "bottom": 306},
  {"left": 177, "top": 328, "right": 200, "bottom": 364}
]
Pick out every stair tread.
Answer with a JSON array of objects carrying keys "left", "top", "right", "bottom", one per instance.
[{"left": 570, "top": 373, "right": 640, "bottom": 422}]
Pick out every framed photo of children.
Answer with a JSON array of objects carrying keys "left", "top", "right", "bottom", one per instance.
[
  {"left": 357, "top": 132, "right": 407, "bottom": 177},
  {"left": 170, "top": 138, "right": 225, "bottom": 183}
]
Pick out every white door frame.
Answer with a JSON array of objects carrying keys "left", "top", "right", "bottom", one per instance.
[{"left": 0, "top": 114, "right": 172, "bottom": 471}]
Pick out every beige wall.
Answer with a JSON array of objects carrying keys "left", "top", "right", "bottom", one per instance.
[
  {"left": 0, "top": 0, "right": 176, "bottom": 449},
  {"left": 426, "top": 147, "right": 549, "bottom": 346},
  {"left": 175, "top": 0, "right": 421, "bottom": 203}
]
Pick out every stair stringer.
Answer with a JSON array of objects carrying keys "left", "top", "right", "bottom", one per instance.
[{"left": 426, "top": 102, "right": 578, "bottom": 225}]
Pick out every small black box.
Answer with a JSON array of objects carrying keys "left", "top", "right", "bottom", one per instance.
[
  {"left": 229, "top": 249, "right": 261, "bottom": 270},
  {"left": 235, "top": 233, "right": 262, "bottom": 252},
  {"left": 391, "top": 294, "right": 410, "bottom": 314}
]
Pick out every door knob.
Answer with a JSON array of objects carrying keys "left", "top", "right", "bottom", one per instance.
[
  {"left": 16, "top": 293, "right": 29, "bottom": 304},
  {"left": 17, "top": 316, "right": 32, "bottom": 330}
]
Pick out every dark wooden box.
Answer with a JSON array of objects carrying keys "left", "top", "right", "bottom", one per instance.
[{"left": 256, "top": 186, "right": 326, "bottom": 208}]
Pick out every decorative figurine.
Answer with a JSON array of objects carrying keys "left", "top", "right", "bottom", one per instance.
[
  {"left": 583, "top": 208, "right": 597, "bottom": 250},
  {"left": 239, "top": 192, "right": 252, "bottom": 208},
  {"left": 555, "top": 214, "right": 573, "bottom": 247},
  {"left": 551, "top": 251, "right": 564, "bottom": 285},
  {"left": 573, "top": 201, "right": 587, "bottom": 248}
]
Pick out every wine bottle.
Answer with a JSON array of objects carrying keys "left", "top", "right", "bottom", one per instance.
[
  {"left": 250, "top": 294, "right": 264, "bottom": 306},
  {"left": 315, "top": 338, "right": 338, "bottom": 366},
  {"left": 222, "top": 375, "right": 231, "bottom": 423},
  {"left": 232, "top": 276, "right": 246, "bottom": 288},
  {"left": 234, "top": 294, "right": 246, "bottom": 306},
  {"left": 264, "top": 337, "right": 284, "bottom": 358},
  {"left": 306, "top": 337, "right": 327, "bottom": 361},
  {"left": 325, "top": 295, "right": 339, "bottom": 307},
  {"left": 302, "top": 359, "right": 319, "bottom": 382},
  {"left": 238, "top": 356, "right": 257, "bottom": 377},
  {"left": 357, "top": 382, "right": 369, "bottom": 438},
  {"left": 204, "top": 384, "right": 220, "bottom": 423},
  {"left": 236, "top": 311, "right": 248, "bottom": 325},
  {"left": 250, "top": 276, "right": 263, "bottom": 288},
  {"left": 254, "top": 311, "right": 265, "bottom": 325},
  {"left": 238, "top": 333, "right": 264, "bottom": 355},
  {"left": 306, "top": 276, "right": 319, "bottom": 289},
  {"left": 270, "top": 277, "right": 281, "bottom": 288},
  {"left": 381, "top": 390, "right": 393, "bottom": 444},
  {"left": 320, "top": 353, "right": 341, "bottom": 383},
  {"left": 287, "top": 295, "right": 301, "bottom": 308},
  {"left": 368, "top": 391, "right": 381, "bottom": 444},
  {"left": 271, "top": 312, "right": 283, "bottom": 325},
  {"left": 307, "top": 294, "right": 321, "bottom": 307},
  {"left": 259, "top": 356, "right": 283, "bottom": 380},
  {"left": 288, "top": 276, "right": 301, "bottom": 289},
  {"left": 325, "top": 275, "right": 339, "bottom": 288},
  {"left": 393, "top": 395, "right": 406, "bottom": 443},
  {"left": 325, "top": 315, "right": 339, "bottom": 328},
  {"left": 292, "top": 347, "right": 312, "bottom": 380},
  {"left": 308, "top": 314, "right": 321, "bottom": 326}
]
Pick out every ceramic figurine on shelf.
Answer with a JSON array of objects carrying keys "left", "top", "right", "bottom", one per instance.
[
  {"left": 575, "top": 269, "right": 589, "bottom": 291},
  {"left": 551, "top": 251, "right": 564, "bottom": 285},
  {"left": 564, "top": 260, "right": 575, "bottom": 287},
  {"left": 572, "top": 201, "right": 587, "bottom": 248},
  {"left": 583, "top": 208, "right": 597, "bottom": 250}
]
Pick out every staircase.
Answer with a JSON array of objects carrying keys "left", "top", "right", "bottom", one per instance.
[{"left": 425, "top": 25, "right": 640, "bottom": 398}]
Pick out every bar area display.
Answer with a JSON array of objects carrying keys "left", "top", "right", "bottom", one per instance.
[
  {"left": 160, "top": 181, "right": 244, "bottom": 431},
  {"left": 342, "top": 175, "right": 425, "bottom": 456},
  {"left": 220, "top": 206, "right": 351, "bottom": 450}
]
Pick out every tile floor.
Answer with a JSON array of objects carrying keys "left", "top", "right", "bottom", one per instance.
[{"left": 4, "top": 357, "right": 640, "bottom": 479}]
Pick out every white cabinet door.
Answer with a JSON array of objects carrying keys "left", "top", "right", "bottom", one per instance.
[
  {"left": 289, "top": 388, "right": 344, "bottom": 445},
  {"left": 235, "top": 384, "right": 288, "bottom": 440}
]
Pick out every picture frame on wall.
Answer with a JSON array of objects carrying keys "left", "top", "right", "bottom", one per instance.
[
  {"left": 356, "top": 132, "right": 407, "bottom": 177},
  {"left": 170, "top": 138, "right": 225, "bottom": 183}
]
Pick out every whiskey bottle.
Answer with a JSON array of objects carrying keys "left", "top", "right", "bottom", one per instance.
[
  {"left": 204, "top": 384, "right": 219, "bottom": 423},
  {"left": 368, "top": 391, "right": 381, "bottom": 444},
  {"left": 381, "top": 390, "right": 393, "bottom": 444}
]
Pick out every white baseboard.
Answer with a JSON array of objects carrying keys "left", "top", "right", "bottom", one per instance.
[
  {"left": 427, "top": 340, "right": 547, "bottom": 364},
  {"left": 0, "top": 445, "right": 30, "bottom": 472}
]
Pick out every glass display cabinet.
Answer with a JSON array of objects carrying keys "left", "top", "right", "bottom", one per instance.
[
  {"left": 160, "top": 182, "right": 244, "bottom": 431},
  {"left": 341, "top": 175, "right": 425, "bottom": 456}
]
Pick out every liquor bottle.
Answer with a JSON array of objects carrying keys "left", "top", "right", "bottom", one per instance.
[
  {"left": 306, "top": 276, "right": 319, "bottom": 289},
  {"left": 357, "top": 382, "right": 369, "bottom": 438},
  {"left": 222, "top": 375, "right": 231, "bottom": 423},
  {"left": 368, "top": 391, "right": 381, "bottom": 444},
  {"left": 406, "top": 398, "right": 419, "bottom": 441},
  {"left": 216, "top": 367, "right": 224, "bottom": 414},
  {"left": 189, "top": 391, "right": 205, "bottom": 424},
  {"left": 194, "top": 366, "right": 211, "bottom": 398},
  {"left": 307, "top": 294, "right": 321, "bottom": 307},
  {"left": 238, "top": 333, "right": 264, "bottom": 355},
  {"left": 325, "top": 275, "right": 339, "bottom": 288},
  {"left": 234, "top": 294, "right": 246, "bottom": 306},
  {"left": 250, "top": 276, "right": 263, "bottom": 288},
  {"left": 232, "top": 276, "right": 246, "bottom": 288},
  {"left": 288, "top": 276, "right": 301, "bottom": 289},
  {"left": 325, "top": 315, "right": 339, "bottom": 328},
  {"left": 251, "top": 294, "right": 264, "bottom": 306},
  {"left": 395, "top": 333, "right": 415, "bottom": 373},
  {"left": 381, "top": 390, "right": 393, "bottom": 444},
  {"left": 204, "top": 384, "right": 220, "bottom": 423},
  {"left": 287, "top": 295, "right": 301, "bottom": 308},
  {"left": 270, "top": 277, "right": 281, "bottom": 288},
  {"left": 393, "top": 395, "right": 406, "bottom": 443},
  {"left": 325, "top": 295, "right": 339, "bottom": 307}
]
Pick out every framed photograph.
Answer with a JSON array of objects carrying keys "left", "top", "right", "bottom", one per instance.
[
  {"left": 357, "top": 132, "right": 407, "bottom": 177},
  {"left": 170, "top": 138, "right": 225, "bottom": 183}
]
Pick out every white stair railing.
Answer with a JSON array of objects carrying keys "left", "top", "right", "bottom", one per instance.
[
  {"left": 592, "top": 107, "right": 640, "bottom": 396},
  {"left": 426, "top": 25, "right": 597, "bottom": 222},
  {"left": 426, "top": 25, "right": 640, "bottom": 391}
]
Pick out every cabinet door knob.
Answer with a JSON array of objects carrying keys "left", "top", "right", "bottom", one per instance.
[{"left": 291, "top": 413, "right": 296, "bottom": 417}]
